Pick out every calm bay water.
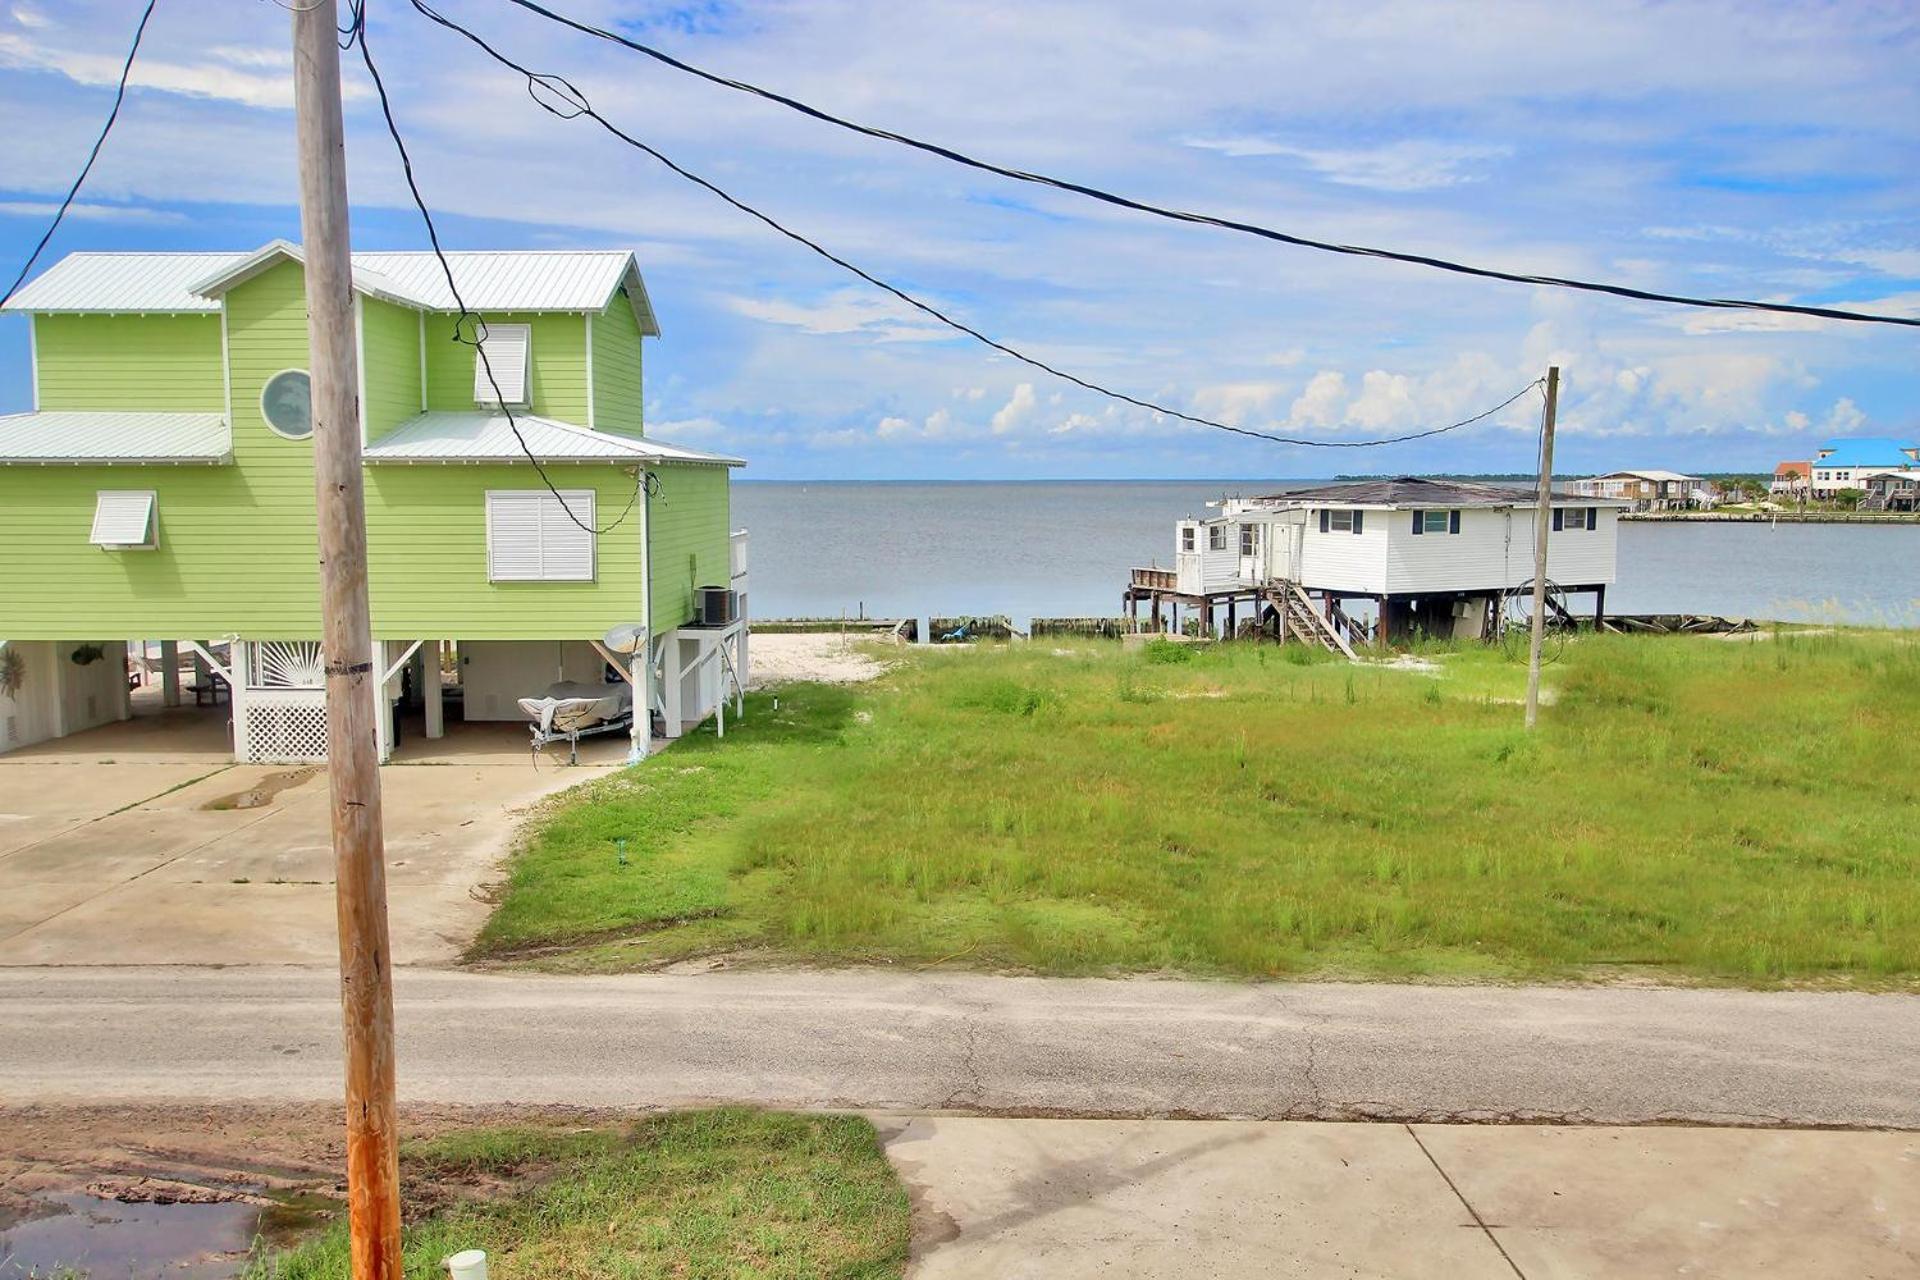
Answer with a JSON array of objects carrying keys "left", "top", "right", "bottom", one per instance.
[{"left": 733, "top": 481, "right": 1920, "bottom": 628}]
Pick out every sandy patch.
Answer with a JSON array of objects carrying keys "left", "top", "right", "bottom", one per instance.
[{"left": 748, "top": 632, "right": 892, "bottom": 688}]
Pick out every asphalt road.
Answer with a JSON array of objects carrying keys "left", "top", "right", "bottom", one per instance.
[{"left": 3, "top": 968, "right": 1915, "bottom": 1128}]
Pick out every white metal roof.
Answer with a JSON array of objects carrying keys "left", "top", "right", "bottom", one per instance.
[
  {"left": 1592, "top": 468, "right": 1701, "bottom": 483},
  {"left": 363, "top": 412, "right": 741, "bottom": 466},
  {"left": 0, "top": 411, "right": 231, "bottom": 463},
  {"left": 4, "top": 243, "right": 660, "bottom": 334},
  {"left": 2, "top": 254, "right": 240, "bottom": 313}
]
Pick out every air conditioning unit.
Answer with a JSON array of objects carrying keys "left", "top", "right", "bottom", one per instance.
[{"left": 696, "top": 586, "right": 737, "bottom": 627}]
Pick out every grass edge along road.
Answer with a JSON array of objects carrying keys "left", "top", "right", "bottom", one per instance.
[
  {"left": 246, "top": 1109, "right": 909, "bottom": 1279},
  {"left": 473, "top": 630, "right": 1920, "bottom": 987}
]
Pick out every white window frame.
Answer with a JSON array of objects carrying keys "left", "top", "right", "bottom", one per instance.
[
  {"left": 485, "top": 489, "right": 597, "bottom": 582},
  {"left": 1420, "top": 509, "right": 1450, "bottom": 534},
  {"left": 1208, "top": 525, "right": 1228, "bottom": 551},
  {"left": 1239, "top": 523, "right": 1258, "bottom": 556},
  {"left": 474, "top": 322, "right": 533, "bottom": 406},
  {"left": 90, "top": 490, "right": 158, "bottom": 550},
  {"left": 1179, "top": 526, "right": 1195, "bottom": 553},
  {"left": 1329, "top": 509, "right": 1355, "bottom": 533}
]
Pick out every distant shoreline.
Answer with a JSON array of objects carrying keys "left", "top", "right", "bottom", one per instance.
[{"left": 1623, "top": 511, "right": 1920, "bottom": 525}]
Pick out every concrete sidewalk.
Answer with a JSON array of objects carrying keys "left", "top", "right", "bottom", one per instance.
[{"left": 884, "top": 1117, "right": 1920, "bottom": 1278}]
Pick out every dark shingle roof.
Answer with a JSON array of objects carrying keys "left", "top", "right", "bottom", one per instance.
[{"left": 1254, "top": 477, "right": 1542, "bottom": 508}]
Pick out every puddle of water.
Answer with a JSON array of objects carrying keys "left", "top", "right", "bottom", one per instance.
[{"left": 0, "top": 1193, "right": 259, "bottom": 1279}]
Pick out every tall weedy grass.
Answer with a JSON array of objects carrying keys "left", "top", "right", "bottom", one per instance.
[{"left": 487, "top": 631, "right": 1920, "bottom": 986}]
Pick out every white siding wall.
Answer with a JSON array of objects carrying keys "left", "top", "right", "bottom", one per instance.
[
  {"left": 458, "top": 640, "right": 611, "bottom": 722},
  {"left": 0, "top": 640, "right": 127, "bottom": 754},
  {"left": 1384, "top": 508, "right": 1527, "bottom": 594},
  {"left": 1543, "top": 506, "right": 1619, "bottom": 586},
  {"left": 1298, "top": 512, "right": 1390, "bottom": 594}
]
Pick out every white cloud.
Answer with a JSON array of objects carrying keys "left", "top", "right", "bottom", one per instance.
[
  {"left": 1287, "top": 371, "right": 1347, "bottom": 429},
  {"left": 0, "top": 200, "right": 182, "bottom": 223},
  {"left": 990, "top": 382, "right": 1036, "bottom": 434},
  {"left": 0, "top": 31, "right": 356, "bottom": 109},
  {"left": 1822, "top": 397, "right": 1866, "bottom": 434},
  {"left": 1182, "top": 136, "right": 1511, "bottom": 190},
  {"left": 727, "top": 290, "right": 951, "bottom": 343}
]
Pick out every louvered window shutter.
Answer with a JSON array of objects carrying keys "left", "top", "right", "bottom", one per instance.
[
  {"left": 474, "top": 323, "right": 532, "bottom": 405},
  {"left": 487, "top": 491, "right": 596, "bottom": 581},
  {"left": 90, "top": 491, "right": 157, "bottom": 549},
  {"left": 1587, "top": 507, "right": 1598, "bottom": 531},
  {"left": 1351, "top": 510, "right": 1364, "bottom": 535},
  {"left": 1411, "top": 510, "right": 1424, "bottom": 535},
  {"left": 1319, "top": 510, "right": 1330, "bottom": 534},
  {"left": 1449, "top": 510, "right": 1461, "bottom": 535},
  {"left": 1552, "top": 508, "right": 1564, "bottom": 531}
]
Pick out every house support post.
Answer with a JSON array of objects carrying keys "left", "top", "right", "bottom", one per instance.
[
  {"left": 1225, "top": 598, "right": 1236, "bottom": 638},
  {"left": 1593, "top": 585, "right": 1606, "bottom": 630},
  {"left": 161, "top": 640, "right": 181, "bottom": 708},
  {"left": 293, "top": 1, "right": 402, "bottom": 1271},
  {"left": 659, "top": 633, "right": 684, "bottom": 739},
  {"left": 422, "top": 643, "right": 443, "bottom": 740}
]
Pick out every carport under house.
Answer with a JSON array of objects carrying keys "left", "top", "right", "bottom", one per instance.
[{"left": 0, "top": 240, "right": 749, "bottom": 763}]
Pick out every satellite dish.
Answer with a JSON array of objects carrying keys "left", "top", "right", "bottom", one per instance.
[{"left": 602, "top": 623, "right": 647, "bottom": 654}]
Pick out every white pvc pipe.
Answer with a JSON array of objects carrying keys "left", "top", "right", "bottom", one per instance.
[{"left": 446, "top": 1249, "right": 489, "bottom": 1280}]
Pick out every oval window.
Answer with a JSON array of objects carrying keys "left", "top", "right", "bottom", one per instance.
[{"left": 260, "top": 369, "right": 313, "bottom": 440}]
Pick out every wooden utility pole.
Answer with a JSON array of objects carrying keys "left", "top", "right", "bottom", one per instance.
[
  {"left": 292, "top": 2, "right": 403, "bottom": 1273},
  {"left": 1524, "top": 366, "right": 1560, "bottom": 730}
]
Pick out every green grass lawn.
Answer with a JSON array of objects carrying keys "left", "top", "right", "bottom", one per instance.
[
  {"left": 247, "top": 1110, "right": 908, "bottom": 1279},
  {"left": 475, "top": 630, "right": 1920, "bottom": 985}
]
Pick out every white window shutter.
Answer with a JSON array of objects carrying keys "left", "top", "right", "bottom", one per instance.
[
  {"left": 474, "top": 323, "right": 531, "bottom": 405},
  {"left": 487, "top": 490, "right": 594, "bottom": 581},
  {"left": 537, "top": 491, "right": 595, "bottom": 580},
  {"left": 90, "top": 491, "right": 157, "bottom": 549}
]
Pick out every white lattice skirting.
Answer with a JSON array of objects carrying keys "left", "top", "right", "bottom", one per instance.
[{"left": 238, "top": 687, "right": 329, "bottom": 763}]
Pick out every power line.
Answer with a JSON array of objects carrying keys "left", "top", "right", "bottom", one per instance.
[
  {"left": 2, "top": 0, "right": 158, "bottom": 308},
  {"left": 409, "top": 0, "right": 1543, "bottom": 449},
  {"left": 500, "top": 0, "right": 1920, "bottom": 332},
  {"left": 355, "top": 9, "right": 643, "bottom": 533}
]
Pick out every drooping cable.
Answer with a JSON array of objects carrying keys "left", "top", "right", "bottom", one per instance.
[
  {"left": 356, "top": 11, "right": 644, "bottom": 533},
  {"left": 410, "top": 0, "right": 1544, "bottom": 449},
  {"left": 2, "top": 0, "right": 158, "bottom": 307},
  {"left": 499, "top": 0, "right": 1919, "bottom": 331}
]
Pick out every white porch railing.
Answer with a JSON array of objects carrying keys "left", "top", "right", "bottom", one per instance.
[{"left": 729, "top": 528, "right": 749, "bottom": 580}]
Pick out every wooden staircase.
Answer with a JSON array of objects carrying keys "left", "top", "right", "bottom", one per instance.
[{"left": 1271, "top": 581, "right": 1358, "bottom": 661}]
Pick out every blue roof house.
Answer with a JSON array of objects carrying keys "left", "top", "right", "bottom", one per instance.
[{"left": 1809, "top": 438, "right": 1919, "bottom": 497}]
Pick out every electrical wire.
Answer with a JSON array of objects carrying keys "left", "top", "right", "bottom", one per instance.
[
  {"left": 2, "top": 0, "right": 158, "bottom": 308},
  {"left": 356, "top": 10, "right": 644, "bottom": 533},
  {"left": 500, "top": 0, "right": 1920, "bottom": 332},
  {"left": 410, "top": 0, "right": 1543, "bottom": 449}
]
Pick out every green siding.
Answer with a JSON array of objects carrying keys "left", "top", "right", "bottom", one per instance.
[
  {"left": 33, "top": 313, "right": 223, "bottom": 411},
  {"left": 360, "top": 296, "right": 422, "bottom": 440},
  {"left": 422, "top": 311, "right": 588, "bottom": 423},
  {"left": 648, "top": 463, "right": 731, "bottom": 631},
  {"left": 365, "top": 465, "right": 645, "bottom": 639},
  {"left": 590, "top": 292, "right": 645, "bottom": 436}
]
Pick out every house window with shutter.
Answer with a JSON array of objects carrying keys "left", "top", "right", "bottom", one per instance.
[
  {"left": 1553, "top": 506, "right": 1597, "bottom": 532},
  {"left": 485, "top": 490, "right": 596, "bottom": 581},
  {"left": 1413, "top": 509, "right": 1454, "bottom": 535},
  {"left": 1326, "top": 509, "right": 1360, "bottom": 533},
  {"left": 90, "top": 491, "right": 157, "bottom": 550},
  {"left": 474, "top": 323, "right": 532, "bottom": 406}
]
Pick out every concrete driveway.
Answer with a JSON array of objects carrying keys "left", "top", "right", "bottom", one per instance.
[{"left": 0, "top": 705, "right": 619, "bottom": 965}]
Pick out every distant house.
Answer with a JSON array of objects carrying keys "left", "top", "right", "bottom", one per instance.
[
  {"left": 1809, "top": 439, "right": 1920, "bottom": 498},
  {"left": 1770, "top": 461, "right": 1810, "bottom": 497},
  {"left": 1565, "top": 469, "right": 1703, "bottom": 511},
  {"left": 1137, "top": 477, "right": 1626, "bottom": 647},
  {"left": 1857, "top": 469, "right": 1920, "bottom": 512}
]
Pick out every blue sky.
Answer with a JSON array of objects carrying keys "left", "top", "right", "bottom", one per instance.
[{"left": 0, "top": 0, "right": 1915, "bottom": 480}]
